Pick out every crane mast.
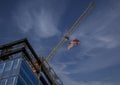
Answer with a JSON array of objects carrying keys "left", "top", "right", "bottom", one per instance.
[{"left": 46, "top": 2, "right": 94, "bottom": 62}]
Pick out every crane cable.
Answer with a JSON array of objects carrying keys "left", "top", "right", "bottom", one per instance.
[{"left": 46, "top": 2, "right": 94, "bottom": 62}]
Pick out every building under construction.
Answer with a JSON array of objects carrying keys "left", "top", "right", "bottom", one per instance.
[{"left": 0, "top": 38, "right": 63, "bottom": 85}]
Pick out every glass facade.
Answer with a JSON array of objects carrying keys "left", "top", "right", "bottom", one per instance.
[
  {"left": 0, "top": 58, "right": 42, "bottom": 85},
  {"left": 18, "top": 59, "right": 40, "bottom": 85},
  {"left": 0, "top": 38, "right": 63, "bottom": 85},
  {"left": 0, "top": 76, "right": 17, "bottom": 85}
]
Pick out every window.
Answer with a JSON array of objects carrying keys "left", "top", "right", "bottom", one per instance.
[
  {"left": 0, "top": 79, "right": 7, "bottom": 85},
  {"left": 7, "top": 77, "right": 16, "bottom": 85},
  {"left": 13, "top": 59, "right": 19, "bottom": 70},
  {"left": 4, "top": 61, "right": 12, "bottom": 72},
  {"left": 0, "top": 63, "right": 5, "bottom": 74}
]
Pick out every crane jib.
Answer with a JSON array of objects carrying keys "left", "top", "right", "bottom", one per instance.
[
  {"left": 66, "top": 2, "right": 94, "bottom": 37},
  {"left": 45, "top": 2, "right": 95, "bottom": 62}
]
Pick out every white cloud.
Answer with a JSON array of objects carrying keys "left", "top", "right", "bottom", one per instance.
[
  {"left": 34, "top": 8, "right": 60, "bottom": 38},
  {"left": 60, "top": 75, "right": 80, "bottom": 85},
  {"left": 55, "top": 0, "right": 120, "bottom": 74},
  {"left": 72, "top": 1, "right": 120, "bottom": 50},
  {"left": 71, "top": 0, "right": 120, "bottom": 48},
  {"left": 78, "top": 81, "right": 120, "bottom": 85},
  {"left": 44, "top": 0, "right": 120, "bottom": 84},
  {"left": 14, "top": 10, "right": 33, "bottom": 32},
  {"left": 96, "top": 35, "right": 120, "bottom": 48},
  {"left": 12, "top": 0, "right": 120, "bottom": 84},
  {"left": 55, "top": 69, "right": 120, "bottom": 85},
  {"left": 13, "top": 0, "right": 67, "bottom": 38}
]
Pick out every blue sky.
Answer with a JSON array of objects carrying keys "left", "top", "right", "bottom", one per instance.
[{"left": 0, "top": 0, "right": 120, "bottom": 85}]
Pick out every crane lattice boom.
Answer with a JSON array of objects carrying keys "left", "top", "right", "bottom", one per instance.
[{"left": 46, "top": 2, "right": 94, "bottom": 62}]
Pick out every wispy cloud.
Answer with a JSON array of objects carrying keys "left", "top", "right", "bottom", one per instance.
[
  {"left": 53, "top": 67, "right": 120, "bottom": 85},
  {"left": 61, "top": 76, "right": 117, "bottom": 85},
  {"left": 66, "top": 0, "right": 120, "bottom": 73},
  {"left": 95, "top": 35, "right": 120, "bottom": 49},
  {"left": 13, "top": 0, "right": 67, "bottom": 38},
  {"left": 50, "top": 0, "right": 120, "bottom": 84},
  {"left": 12, "top": 0, "right": 120, "bottom": 84},
  {"left": 78, "top": 81, "right": 120, "bottom": 85}
]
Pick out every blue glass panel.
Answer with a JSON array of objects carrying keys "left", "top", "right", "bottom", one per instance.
[
  {"left": 0, "top": 63, "right": 4, "bottom": 74},
  {"left": 4, "top": 61, "right": 12, "bottom": 72},
  {"left": 0, "top": 79, "right": 7, "bottom": 85},
  {"left": 0, "top": 58, "right": 21, "bottom": 79},
  {"left": 12, "top": 59, "right": 19, "bottom": 70},
  {"left": 7, "top": 76, "right": 16, "bottom": 85},
  {"left": 16, "top": 76, "right": 26, "bottom": 85},
  {"left": 0, "top": 58, "right": 42, "bottom": 85},
  {"left": 19, "top": 60, "right": 39, "bottom": 85}
]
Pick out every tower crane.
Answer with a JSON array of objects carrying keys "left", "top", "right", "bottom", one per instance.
[{"left": 46, "top": 2, "right": 94, "bottom": 62}]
